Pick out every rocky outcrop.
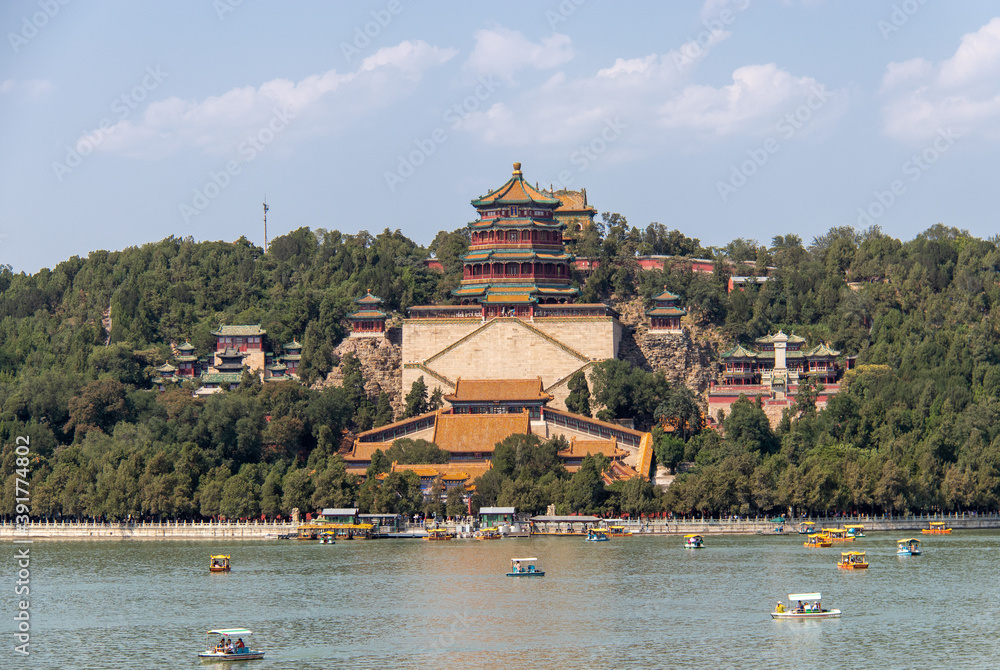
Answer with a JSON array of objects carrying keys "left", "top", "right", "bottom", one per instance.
[
  {"left": 613, "top": 297, "right": 717, "bottom": 392},
  {"left": 315, "top": 327, "right": 404, "bottom": 415}
]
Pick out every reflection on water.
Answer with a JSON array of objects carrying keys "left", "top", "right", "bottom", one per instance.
[{"left": 10, "top": 531, "right": 1000, "bottom": 668}]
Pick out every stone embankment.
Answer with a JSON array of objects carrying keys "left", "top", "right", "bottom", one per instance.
[
  {"left": 0, "top": 520, "right": 297, "bottom": 541},
  {"left": 638, "top": 513, "right": 1000, "bottom": 534}
]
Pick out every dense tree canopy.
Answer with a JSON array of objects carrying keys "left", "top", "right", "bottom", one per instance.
[{"left": 2, "top": 220, "right": 999, "bottom": 519}]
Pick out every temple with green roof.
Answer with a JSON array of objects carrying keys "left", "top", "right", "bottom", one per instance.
[
  {"left": 348, "top": 291, "right": 388, "bottom": 337},
  {"left": 710, "top": 331, "right": 850, "bottom": 421},
  {"left": 646, "top": 287, "right": 687, "bottom": 333}
]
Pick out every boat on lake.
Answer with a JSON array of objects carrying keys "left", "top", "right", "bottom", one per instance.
[
  {"left": 922, "top": 521, "right": 952, "bottom": 535},
  {"left": 198, "top": 628, "right": 264, "bottom": 661},
  {"left": 798, "top": 521, "right": 816, "bottom": 534},
  {"left": 506, "top": 557, "right": 545, "bottom": 577},
  {"left": 804, "top": 533, "right": 832, "bottom": 548},
  {"left": 684, "top": 534, "right": 704, "bottom": 549},
  {"left": 897, "top": 538, "right": 921, "bottom": 555},
  {"left": 425, "top": 528, "right": 453, "bottom": 541},
  {"left": 586, "top": 528, "right": 610, "bottom": 542},
  {"left": 209, "top": 555, "right": 230, "bottom": 572},
  {"left": 824, "top": 528, "right": 854, "bottom": 542},
  {"left": 475, "top": 527, "right": 502, "bottom": 540},
  {"left": 318, "top": 531, "right": 336, "bottom": 544},
  {"left": 608, "top": 525, "right": 632, "bottom": 537},
  {"left": 845, "top": 524, "right": 866, "bottom": 538},
  {"left": 838, "top": 551, "right": 869, "bottom": 570},
  {"left": 772, "top": 592, "right": 841, "bottom": 619}
]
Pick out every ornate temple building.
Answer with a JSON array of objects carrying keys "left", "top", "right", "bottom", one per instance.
[
  {"left": 454, "top": 162, "right": 579, "bottom": 315},
  {"left": 154, "top": 325, "right": 300, "bottom": 393},
  {"left": 344, "top": 378, "right": 653, "bottom": 491},
  {"left": 403, "top": 163, "right": 622, "bottom": 411},
  {"left": 708, "top": 331, "right": 851, "bottom": 422},
  {"left": 646, "top": 288, "right": 687, "bottom": 334},
  {"left": 348, "top": 291, "right": 388, "bottom": 338}
]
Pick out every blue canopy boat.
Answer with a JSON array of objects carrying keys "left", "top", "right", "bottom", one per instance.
[{"left": 506, "top": 557, "right": 545, "bottom": 577}]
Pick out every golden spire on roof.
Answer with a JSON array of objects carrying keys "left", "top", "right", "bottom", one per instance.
[{"left": 512, "top": 162, "right": 522, "bottom": 175}]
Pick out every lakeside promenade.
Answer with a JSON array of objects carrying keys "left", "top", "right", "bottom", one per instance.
[
  {"left": 2, "top": 511, "right": 998, "bottom": 540},
  {"left": 0, "top": 519, "right": 296, "bottom": 540}
]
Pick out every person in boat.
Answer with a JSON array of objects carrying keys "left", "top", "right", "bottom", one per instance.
[
  {"left": 514, "top": 560, "right": 521, "bottom": 573},
  {"left": 814, "top": 601, "right": 821, "bottom": 613},
  {"left": 216, "top": 638, "right": 226, "bottom": 652},
  {"left": 235, "top": 638, "right": 245, "bottom": 651},
  {"left": 775, "top": 601, "right": 785, "bottom": 613},
  {"left": 796, "top": 600, "right": 805, "bottom": 613}
]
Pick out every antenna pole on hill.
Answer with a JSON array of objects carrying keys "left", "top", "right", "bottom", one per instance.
[{"left": 263, "top": 196, "right": 269, "bottom": 253}]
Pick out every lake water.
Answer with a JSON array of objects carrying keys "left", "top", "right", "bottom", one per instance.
[{"left": 8, "top": 530, "right": 1000, "bottom": 669}]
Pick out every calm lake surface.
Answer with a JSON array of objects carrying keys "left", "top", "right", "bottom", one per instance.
[{"left": 8, "top": 530, "right": 1000, "bottom": 669}]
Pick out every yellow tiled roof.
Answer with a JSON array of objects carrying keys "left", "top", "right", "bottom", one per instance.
[
  {"left": 446, "top": 378, "right": 551, "bottom": 402},
  {"left": 471, "top": 163, "right": 561, "bottom": 207},
  {"left": 557, "top": 437, "right": 626, "bottom": 459},
  {"left": 390, "top": 461, "right": 492, "bottom": 482},
  {"left": 345, "top": 441, "right": 395, "bottom": 463},
  {"left": 432, "top": 412, "right": 531, "bottom": 453},
  {"left": 484, "top": 294, "right": 533, "bottom": 303}
]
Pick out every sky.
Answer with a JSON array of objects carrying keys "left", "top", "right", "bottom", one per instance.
[{"left": 2, "top": 0, "right": 1000, "bottom": 273}]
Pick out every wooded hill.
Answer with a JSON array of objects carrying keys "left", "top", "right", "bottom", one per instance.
[{"left": 1, "top": 218, "right": 998, "bottom": 519}]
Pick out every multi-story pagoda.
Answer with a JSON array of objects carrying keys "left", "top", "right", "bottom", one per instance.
[
  {"left": 455, "top": 162, "right": 578, "bottom": 319},
  {"left": 348, "top": 291, "right": 387, "bottom": 337}
]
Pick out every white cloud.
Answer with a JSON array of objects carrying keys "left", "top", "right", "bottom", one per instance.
[
  {"left": 76, "top": 41, "right": 456, "bottom": 159},
  {"left": 882, "top": 17, "right": 1000, "bottom": 140},
  {"left": 459, "top": 49, "right": 838, "bottom": 149},
  {"left": 0, "top": 78, "right": 52, "bottom": 97},
  {"left": 660, "top": 64, "right": 830, "bottom": 136},
  {"left": 463, "top": 27, "right": 573, "bottom": 82}
]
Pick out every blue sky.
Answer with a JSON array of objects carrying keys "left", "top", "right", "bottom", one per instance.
[{"left": 3, "top": 1, "right": 999, "bottom": 272}]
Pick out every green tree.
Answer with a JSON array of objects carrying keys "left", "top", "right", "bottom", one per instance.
[
  {"left": 445, "top": 484, "right": 467, "bottom": 517},
  {"left": 403, "top": 376, "right": 429, "bottom": 418},
  {"left": 565, "top": 370, "right": 592, "bottom": 416}
]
